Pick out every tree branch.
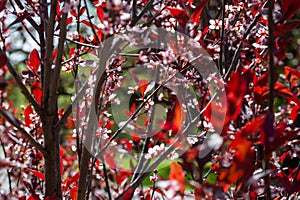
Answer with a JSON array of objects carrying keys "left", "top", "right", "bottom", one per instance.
[
  {"left": 0, "top": 108, "right": 46, "bottom": 155},
  {"left": 43, "top": 0, "right": 58, "bottom": 108},
  {"left": 116, "top": 91, "right": 217, "bottom": 199},
  {"left": 13, "top": 0, "right": 41, "bottom": 32},
  {"left": 223, "top": 1, "right": 268, "bottom": 80},
  {"left": 130, "top": 0, "right": 155, "bottom": 26},
  {"left": 49, "top": 12, "right": 68, "bottom": 108}
]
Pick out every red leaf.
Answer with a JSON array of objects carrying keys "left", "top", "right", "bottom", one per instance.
[
  {"left": 274, "top": 82, "right": 299, "bottom": 104},
  {"left": 25, "top": 168, "right": 45, "bottom": 180},
  {"left": 0, "top": 0, "right": 7, "bottom": 12},
  {"left": 96, "top": 30, "right": 103, "bottom": 42},
  {"left": 65, "top": 117, "right": 75, "bottom": 129},
  {"left": 45, "top": 195, "right": 58, "bottom": 200},
  {"left": 280, "top": 151, "right": 290, "bottom": 164},
  {"left": 105, "top": 150, "right": 116, "bottom": 169},
  {"left": 137, "top": 79, "right": 148, "bottom": 96},
  {"left": 60, "top": 148, "right": 65, "bottom": 176},
  {"left": 285, "top": 66, "right": 300, "bottom": 79},
  {"left": 190, "top": 0, "right": 209, "bottom": 26},
  {"left": 52, "top": 49, "right": 58, "bottom": 63},
  {"left": 161, "top": 100, "right": 183, "bottom": 134},
  {"left": 116, "top": 170, "right": 132, "bottom": 185},
  {"left": 56, "top": 1, "right": 60, "bottom": 15},
  {"left": 62, "top": 172, "right": 79, "bottom": 186},
  {"left": 281, "top": 0, "right": 300, "bottom": 20},
  {"left": 96, "top": 7, "right": 105, "bottom": 23},
  {"left": 274, "top": 20, "right": 300, "bottom": 38},
  {"left": 268, "top": 123, "right": 298, "bottom": 153},
  {"left": 202, "top": 95, "right": 227, "bottom": 134},
  {"left": 28, "top": 196, "right": 40, "bottom": 200},
  {"left": 0, "top": 53, "right": 7, "bottom": 67},
  {"left": 24, "top": 105, "right": 33, "bottom": 127},
  {"left": 81, "top": 20, "right": 100, "bottom": 31},
  {"left": 230, "top": 115, "right": 265, "bottom": 149},
  {"left": 284, "top": 66, "right": 300, "bottom": 88},
  {"left": 260, "top": 112, "right": 275, "bottom": 149},
  {"left": 291, "top": 105, "right": 300, "bottom": 121},
  {"left": 169, "top": 162, "right": 185, "bottom": 181},
  {"left": 70, "top": 186, "right": 78, "bottom": 200},
  {"left": 122, "top": 188, "right": 133, "bottom": 200},
  {"left": 70, "top": 10, "right": 77, "bottom": 17},
  {"left": 220, "top": 140, "right": 255, "bottom": 184},
  {"left": 169, "top": 162, "right": 185, "bottom": 193},
  {"left": 66, "top": 17, "right": 73, "bottom": 26},
  {"left": 79, "top": 7, "right": 86, "bottom": 17},
  {"left": 31, "top": 82, "right": 42, "bottom": 104},
  {"left": 166, "top": 7, "right": 189, "bottom": 28},
  {"left": 226, "top": 71, "right": 247, "bottom": 120},
  {"left": 29, "top": 49, "right": 40, "bottom": 73},
  {"left": 181, "top": 147, "right": 199, "bottom": 163}
]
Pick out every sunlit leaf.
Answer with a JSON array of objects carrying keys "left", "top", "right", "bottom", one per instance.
[
  {"left": 166, "top": 7, "right": 189, "bottom": 28},
  {"left": 25, "top": 168, "right": 45, "bottom": 180},
  {"left": 190, "top": 0, "right": 209, "bottom": 26},
  {"left": 169, "top": 162, "right": 185, "bottom": 193},
  {"left": 96, "top": 6, "right": 105, "bottom": 23}
]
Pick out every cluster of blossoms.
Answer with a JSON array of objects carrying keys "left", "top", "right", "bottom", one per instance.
[{"left": 145, "top": 143, "right": 165, "bottom": 159}]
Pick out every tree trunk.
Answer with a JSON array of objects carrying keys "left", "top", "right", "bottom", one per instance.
[{"left": 43, "top": 114, "right": 62, "bottom": 198}]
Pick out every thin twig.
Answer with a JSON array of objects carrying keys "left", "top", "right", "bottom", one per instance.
[
  {"left": 54, "top": 34, "right": 99, "bottom": 48},
  {"left": 22, "top": 23, "right": 40, "bottom": 46},
  {"left": 142, "top": 6, "right": 165, "bottom": 28},
  {"left": 61, "top": 49, "right": 91, "bottom": 65}
]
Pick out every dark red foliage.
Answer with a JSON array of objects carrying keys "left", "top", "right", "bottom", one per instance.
[
  {"left": 166, "top": 7, "right": 189, "bottom": 29},
  {"left": 0, "top": 0, "right": 300, "bottom": 199},
  {"left": 190, "top": 0, "right": 209, "bottom": 27}
]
